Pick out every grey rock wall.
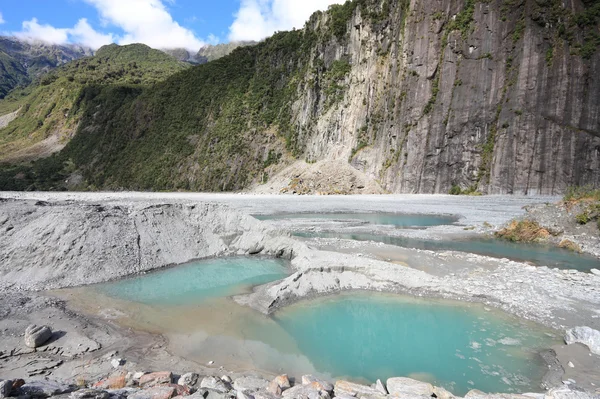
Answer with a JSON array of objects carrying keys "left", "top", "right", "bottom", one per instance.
[{"left": 288, "top": 0, "right": 600, "bottom": 194}]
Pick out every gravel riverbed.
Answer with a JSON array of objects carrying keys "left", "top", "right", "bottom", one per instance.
[{"left": 0, "top": 193, "right": 598, "bottom": 399}]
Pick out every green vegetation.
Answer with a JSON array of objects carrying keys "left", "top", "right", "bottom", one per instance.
[
  {"left": 564, "top": 185, "right": 600, "bottom": 202},
  {"left": 496, "top": 220, "right": 552, "bottom": 243},
  {"left": 534, "top": 0, "right": 600, "bottom": 59},
  {"left": 563, "top": 186, "right": 600, "bottom": 230},
  {"left": 449, "top": 184, "right": 482, "bottom": 196},
  {"left": 0, "top": 51, "right": 28, "bottom": 99},
  {"left": 0, "top": 43, "right": 188, "bottom": 163}
]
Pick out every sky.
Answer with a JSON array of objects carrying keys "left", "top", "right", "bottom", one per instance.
[{"left": 0, "top": 0, "right": 345, "bottom": 51}]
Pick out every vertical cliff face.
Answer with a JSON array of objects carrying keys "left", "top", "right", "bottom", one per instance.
[{"left": 288, "top": 0, "right": 600, "bottom": 194}]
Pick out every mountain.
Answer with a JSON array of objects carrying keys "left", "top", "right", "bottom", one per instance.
[
  {"left": 195, "top": 42, "right": 256, "bottom": 64},
  {"left": 0, "top": 37, "right": 93, "bottom": 98},
  {"left": 1, "top": 0, "right": 599, "bottom": 193},
  {"left": 0, "top": 43, "right": 189, "bottom": 165},
  {"left": 162, "top": 42, "right": 256, "bottom": 64}
]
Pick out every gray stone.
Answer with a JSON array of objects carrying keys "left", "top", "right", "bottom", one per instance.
[
  {"left": 545, "top": 387, "right": 599, "bottom": 399},
  {"left": 375, "top": 379, "right": 387, "bottom": 395},
  {"left": 301, "top": 375, "right": 333, "bottom": 394},
  {"left": 265, "top": 381, "right": 281, "bottom": 396},
  {"left": 590, "top": 269, "right": 600, "bottom": 276},
  {"left": 221, "top": 376, "right": 232, "bottom": 385},
  {"left": 253, "top": 390, "right": 280, "bottom": 399},
  {"left": 333, "top": 381, "right": 382, "bottom": 398},
  {"left": 24, "top": 325, "right": 53, "bottom": 348},
  {"left": 232, "top": 377, "right": 268, "bottom": 393},
  {"left": 564, "top": 327, "right": 600, "bottom": 355},
  {"left": 70, "top": 389, "right": 111, "bottom": 399},
  {"left": 433, "top": 386, "right": 455, "bottom": 399},
  {"left": 177, "top": 373, "right": 199, "bottom": 388},
  {"left": 127, "top": 386, "right": 175, "bottom": 399},
  {"left": 111, "top": 359, "right": 124, "bottom": 369},
  {"left": 200, "top": 377, "right": 229, "bottom": 394},
  {"left": 236, "top": 391, "right": 254, "bottom": 399},
  {"left": 386, "top": 378, "right": 434, "bottom": 397},
  {"left": 20, "top": 381, "right": 76, "bottom": 397},
  {"left": 271, "top": 375, "right": 290, "bottom": 391},
  {"left": 200, "top": 389, "right": 236, "bottom": 399},
  {"left": 106, "top": 388, "right": 140, "bottom": 399},
  {"left": 0, "top": 380, "right": 13, "bottom": 398},
  {"left": 281, "top": 385, "right": 325, "bottom": 399}
]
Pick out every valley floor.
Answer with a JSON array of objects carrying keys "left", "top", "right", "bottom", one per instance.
[{"left": 0, "top": 192, "right": 599, "bottom": 399}]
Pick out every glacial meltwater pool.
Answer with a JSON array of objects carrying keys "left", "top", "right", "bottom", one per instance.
[
  {"left": 64, "top": 257, "right": 562, "bottom": 396},
  {"left": 253, "top": 213, "right": 457, "bottom": 228},
  {"left": 295, "top": 232, "right": 600, "bottom": 272}
]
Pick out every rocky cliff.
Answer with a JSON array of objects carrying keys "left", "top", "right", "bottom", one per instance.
[
  {"left": 1, "top": 0, "right": 599, "bottom": 194},
  {"left": 292, "top": 0, "right": 600, "bottom": 194}
]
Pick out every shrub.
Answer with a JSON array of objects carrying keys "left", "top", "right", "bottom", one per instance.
[{"left": 496, "top": 220, "right": 551, "bottom": 243}]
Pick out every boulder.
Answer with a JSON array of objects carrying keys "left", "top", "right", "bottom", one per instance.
[
  {"left": 272, "top": 375, "right": 290, "bottom": 390},
  {"left": 334, "top": 380, "right": 383, "bottom": 398},
  {"left": 139, "top": 372, "right": 173, "bottom": 388},
  {"left": 0, "top": 380, "right": 12, "bottom": 398},
  {"left": 433, "top": 386, "right": 455, "bottom": 399},
  {"left": 70, "top": 389, "right": 111, "bottom": 399},
  {"left": 253, "top": 391, "right": 280, "bottom": 399},
  {"left": 20, "top": 380, "right": 77, "bottom": 397},
  {"left": 128, "top": 386, "right": 176, "bottom": 399},
  {"left": 545, "top": 386, "right": 599, "bottom": 399},
  {"left": 94, "top": 375, "right": 127, "bottom": 390},
  {"left": 201, "top": 377, "right": 230, "bottom": 394},
  {"left": 266, "top": 381, "right": 281, "bottom": 396},
  {"left": 232, "top": 377, "right": 269, "bottom": 393},
  {"left": 193, "top": 389, "right": 235, "bottom": 399},
  {"left": 106, "top": 388, "right": 140, "bottom": 399},
  {"left": 221, "top": 376, "right": 233, "bottom": 384},
  {"left": 24, "top": 325, "right": 53, "bottom": 348},
  {"left": 178, "top": 373, "right": 199, "bottom": 388},
  {"left": 167, "top": 384, "right": 190, "bottom": 397},
  {"left": 386, "top": 378, "right": 434, "bottom": 397},
  {"left": 236, "top": 391, "right": 254, "bottom": 399},
  {"left": 375, "top": 379, "right": 387, "bottom": 395},
  {"left": 281, "top": 385, "right": 325, "bottom": 399},
  {"left": 301, "top": 375, "right": 333, "bottom": 394},
  {"left": 564, "top": 326, "right": 600, "bottom": 355}
]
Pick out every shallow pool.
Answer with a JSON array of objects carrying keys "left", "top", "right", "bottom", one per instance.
[
  {"left": 275, "top": 292, "right": 559, "bottom": 395},
  {"left": 77, "top": 258, "right": 560, "bottom": 396},
  {"left": 295, "top": 232, "right": 600, "bottom": 272},
  {"left": 253, "top": 213, "right": 457, "bottom": 228},
  {"left": 98, "top": 257, "right": 289, "bottom": 305}
]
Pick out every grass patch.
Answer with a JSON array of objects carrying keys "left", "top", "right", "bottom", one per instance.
[
  {"left": 564, "top": 185, "right": 600, "bottom": 202},
  {"left": 496, "top": 220, "right": 552, "bottom": 243},
  {"left": 558, "top": 239, "right": 582, "bottom": 253}
]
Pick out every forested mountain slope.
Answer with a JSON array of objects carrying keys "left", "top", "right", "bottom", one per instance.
[
  {"left": 0, "top": 43, "right": 189, "bottom": 165},
  {"left": 1, "top": 0, "right": 599, "bottom": 193}
]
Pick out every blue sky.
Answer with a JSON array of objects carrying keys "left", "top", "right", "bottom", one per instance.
[{"left": 0, "top": 0, "right": 344, "bottom": 51}]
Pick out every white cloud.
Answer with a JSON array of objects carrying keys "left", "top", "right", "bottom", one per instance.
[
  {"left": 83, "top": 0, "right": 204, "bottom": 50},
  {"left": 71, "top": 19, "right": 114, "bottom": 48},
  {"left": 15, "top": 18, "right": 70, "bottom": 45},
  {"left": 229, "top": 0, "right": 344, "bottom": 42},
  {"left": 12, "top": 0, "right": 205, "bottom": 51},
  {"left": 13, "top": 17, "right": 113, "bottom": 49},
  {"left": 0, "top": 12, "right": 5, "bottom": 25}
]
